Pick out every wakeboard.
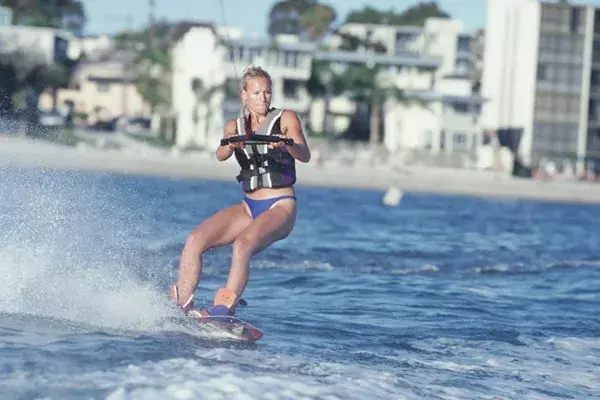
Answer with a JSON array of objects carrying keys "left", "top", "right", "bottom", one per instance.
[{"left": 187, "top": 312, "right": 264, "bottom": 342}]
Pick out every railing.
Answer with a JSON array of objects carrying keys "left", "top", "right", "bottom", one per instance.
[{"left": 307, "top": 137, "right": 476, "bottom": 169}]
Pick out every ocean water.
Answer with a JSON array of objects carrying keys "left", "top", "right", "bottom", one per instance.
[{"left": 0, "top": 165, "right": 599, "bottom": 400}]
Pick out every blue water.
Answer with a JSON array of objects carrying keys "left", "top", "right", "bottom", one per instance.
[{"left": 1, "top": 165, "right": 599, "bottom": 400}]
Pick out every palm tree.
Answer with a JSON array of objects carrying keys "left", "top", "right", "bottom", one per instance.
[
  {"left": 305, "top": 59, "right": 343, "bottom": 135},
  {"left": 296, "top": 3, "right": 337, "bottom": 135},
  {"left": 340, "top": 63, "right": 424, "bottom": 145}
]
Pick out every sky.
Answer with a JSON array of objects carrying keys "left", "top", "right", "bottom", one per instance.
[{"left": 82, "top": 0, "right": 600, "bottom": 37}]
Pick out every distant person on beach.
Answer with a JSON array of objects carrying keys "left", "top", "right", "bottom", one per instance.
[{"left": 169, "top": 65, "right": 311, "bottom": 316}]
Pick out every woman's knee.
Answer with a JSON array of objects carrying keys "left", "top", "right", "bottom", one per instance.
[
  {"left": 184, "top": 230, "right": 211, "bottom": 254},
  {"left": 231, "top": 234, "right": 256, "bottom": 259}
]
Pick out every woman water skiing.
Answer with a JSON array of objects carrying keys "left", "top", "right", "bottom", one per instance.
[{"left": 169, "top": 65, "right": 311, "bottom": 316}]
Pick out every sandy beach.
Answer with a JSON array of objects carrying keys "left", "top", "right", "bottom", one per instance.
[{"left": 2, "top": 134, "right": 600, "bottom": 205}]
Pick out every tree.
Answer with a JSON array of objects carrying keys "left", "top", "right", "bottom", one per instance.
[
  {"left": 335, "top": 31, "right": 387, "bottom": 53},
  {"left": 299, "top": 3, "right": 337, "bottom": 41},
  {"left": 346, "top": 2, "right": 450, "bottom": 26},
  {"left": 0, "top": 63, "right": 19, "bottom": 113},
  {"left": 3, "top": 0, "right": 86, "bottom": 34},
  {"left": 339, "top": 64, "right": 419, "bottom": 144},
  {"left": 0, "top": 47, "right": 47, "bottom": 112},
  {"left": 305, "top": 59, "right": 345, "bottom": 135},
  {"left": 134, "top": 47, "right": 171, "bottom": 116},
  {"left": 191, "top": 78, "right": 224, "bottom": 147},
  {"left": 36, "top": 64, "right": 71, "bottom": 111},
  {"left": 269, "top": 0, "right": 340, "bottom": 38}
]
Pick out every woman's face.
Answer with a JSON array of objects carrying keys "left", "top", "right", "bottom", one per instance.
[{"left": 242, "top": 77, "right": 272, "bottom": 115}]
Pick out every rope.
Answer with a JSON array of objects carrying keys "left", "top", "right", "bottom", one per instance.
[{"left": 217, "top": 0, "right": 240, "bottom": 82}]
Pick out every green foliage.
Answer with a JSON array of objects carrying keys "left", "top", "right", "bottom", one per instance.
[
  {"left": 3, "top": 0, "right": 86, "bottom": 33},
  {"left": 37, "top": 64, "right": 70, "bottom": 88},
  {"left": 136, "top": 47, "right": 170, "bottom": 68},
  {"left": 339, "top": 64, "right": 409, "bottom": 105},
  {"left": 346, "top": 2, "right": 450, "bottom": 26},
  {"left": 268, "top": 0, "right": 317, "bottom": 36},
  {"left": 115, "top": 19, "right": 173, "bottom": 50},
  {"left": 336, "top": 31, "right": 387, "bottom": 53},
  {"left": 137, "top": 72, "right": 170, "bottom": 114},
  {"left": 299, "top": 3, "right": 337, "bottom": 40},
  {"left": 134, "top": 47, "right": 171, "bottom": 114},
  {"left": 268, "top": 0, "right": 337, "bottom": 40}
]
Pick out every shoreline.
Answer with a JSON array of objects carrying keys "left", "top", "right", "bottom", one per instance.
[{"left": 2, "top": 135, "right": 600, "bottom": 205}]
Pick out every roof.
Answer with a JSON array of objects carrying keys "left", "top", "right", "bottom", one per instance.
[
  {"left": 222, "top": 36, "right": 317, "bottom": 52},
  {"left": 314, "top": 50, "right": 440, "bottom": 69},
  {"left": 166, "top": 20, "right": 216, "bottom": 44},
  {"left": 406, "top": 90, "right": 487, "bottom": 104},
  {"left": 88, "top": 75, "right": 137, "bottom": 84}
]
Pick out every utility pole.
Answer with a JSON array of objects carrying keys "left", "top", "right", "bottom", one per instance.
[
  {"left": 108, "top": 14, "right": 134, "bottom": 118},
  {"left": 148, "top": 0, "right": 155, "bottom": 51},
  {"left": 124, "top": 13, "right": 133, "bottom": 117}
]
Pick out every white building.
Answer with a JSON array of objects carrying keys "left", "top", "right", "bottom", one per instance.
[
  {"left": 76, "top": 34, "right": 115, "bottom": 61},
  {"left": 167, "top": 18, "right": 485, "bottom": 160},
  {"left": 334, "top": 18, "right": 485, "bottom": 156},
  {"left": 482, "top": 0, "right": 599, "bottom": 173},
  {"left": 39, "top": 53, "right": 150, "bottom": 123},
  {"left": 0, "top": 6, "right": 12, "bottom": 26},
  {"left": 0, "top": 25, "right": 81, "bottom": 67},
  {"left": 170, "top": 23, "right": 315, "bottom": 149}
]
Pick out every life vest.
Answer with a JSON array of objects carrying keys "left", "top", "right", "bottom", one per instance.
[{"left": 234, "top": 107, "right": 297, "bottom": 193}]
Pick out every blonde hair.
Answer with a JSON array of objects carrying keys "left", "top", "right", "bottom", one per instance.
[{"left": 239, "top": 65, "right": 272, "bottom": 121}]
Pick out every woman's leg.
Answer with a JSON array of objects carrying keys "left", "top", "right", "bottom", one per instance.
[
  {"left": 172, "top": 202, "right": 252, "bottom": 308},
  {"left": 225, "top": 198, "right": 297, "bottom": 297}
]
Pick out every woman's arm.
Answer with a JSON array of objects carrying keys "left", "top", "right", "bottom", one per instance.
[
  {"left": 278, "top": 110, "right": 311, "bottom": 163},
  {"left": 215, "top": 119, "right": 240, "bottom": 161}
]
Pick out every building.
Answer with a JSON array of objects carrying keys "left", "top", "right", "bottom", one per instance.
[
  {"left": 482, "top": 0, "right": 600, "bottom": 174},
  {"left": 165, "top": 17, "right": 485, "bottom": 162},
  {"left": 76, "top": 34, "right": 116, "bottom": 62},
  {"left": 0, "top": 7, "right": 12, "bottom": 26},
  {"left": 0, "top": 25, "right": 80, "bottom": 67},
  {"left": 39, "top": 52, "right": 150, "bottom": 124},
  {"left": 334, "top": 18, "right": 486, "bottom": 156},
  {"left": 169, "top": 23, "right": 316, "bottom": 149}
]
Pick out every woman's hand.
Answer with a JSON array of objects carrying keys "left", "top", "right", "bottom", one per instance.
[
  {"left": 227, "top": 134, "right": 246, "bottom": 150},
  {"left": 216, "top": 120, "right": 242, "bottom": 161},
  {"left": 268, "top": 135, "right": 288, "bottom": 149},
  {"left": 280, "top": 111, "right": 311, "bottom": 163}
]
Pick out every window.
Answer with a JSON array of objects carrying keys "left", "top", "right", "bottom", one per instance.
[
  {"left": 542, "top": 5, "right": 560, "bottom": 23},
  {"left": 97, "top": 82, "right": 110, "bottom": 93},
  {"left": 570, "top": 8, "right": 582, "bottom": 35},
  {"left": 284, "top": 51, "right": 298, "bottom": 67},
  {"left": 592, "top": 70, "right": 600, "bottom": 91},
  {"left": 395, "top": 31, "right": 416, "bottom": 50},
  {"left": 283, "top": 79, "right": 301, "bottom": 100},
  {"left": 533, "top": 122, "right": 579, "bottom": 155},
  {"left": 452, "top": 132, "right": 468, "bottom": 152},
  {"left": 451, "top": 102, "right": 469, "bottom": 114},
  {"left": 587, "top": 129, "right": 600, "bottom": 151},
  {"left": 593, "top": 40, "right": 600, "bottom": 63},
  {"left": 589, "top": 99, "right": 600, "bottom": 120},
  {"left": 224, "top": 78, "right": 238, "bottom": 98},
  {"left": 454, "top": 58, "right": 469, "bottom": 75},
  {"left": 457, "top": 36, "right": 470, "bottom": 53},
  {"left": 248, "top": 47, "right": 263, "bottom": 62},
  {"left": 538, "top": 64, "right": 549, "bottom": 81}
]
